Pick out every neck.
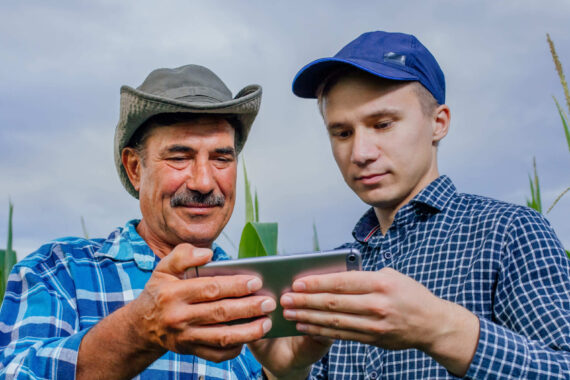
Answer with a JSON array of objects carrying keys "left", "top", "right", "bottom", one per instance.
[
  {"left": 373, "top": 169, "right": 440, "bottom": 235},
  {"left": 135, "top": 219, "right": 212, "bottom": 259}
]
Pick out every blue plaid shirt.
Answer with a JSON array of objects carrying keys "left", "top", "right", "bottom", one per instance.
[
  {"left": 0, "top": 220, "right": 262, "bottom": 379},
  {"left": 310, "top": 176, "right": 570, "bottom": 379}
]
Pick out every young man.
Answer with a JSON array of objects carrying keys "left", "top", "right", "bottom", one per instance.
[
  {"left": 268, "top": 31, "right": 570, "bottom": 379},
  {"left": 0, "top": 64, "right": 277, "bottom": 379}
]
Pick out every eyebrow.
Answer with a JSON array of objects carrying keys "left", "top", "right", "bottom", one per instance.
[
  {"left": 161, "top": 145, "right": 236, "bottom": 157},
  {"left": 326, "top": 108, "right": 402, "bottom": 130},
  {"left": 214, "top": 147, "right": 236, "bottom": 157}
]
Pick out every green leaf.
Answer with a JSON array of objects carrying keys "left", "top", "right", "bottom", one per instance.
[
  {"left": 81, "top": 216, "right": 89, "bottom": 239},
  {"left": 553, "top": 96, "right": 570, "bottom": 153},
  {"left": 312, "top": 220, "right": 320, "bottom": 251},
  {"left": 238, "top": 222, "right": 278, "bottom": 258},
  {"left": 3, "top": 202, "right": 17, "bottom": 289},
  {"left": 243, "top": 160, "right": 254, "bottom": 224},
  {"left": 254, "top": 190, "right": 259, "bottom": 223},
  {"left": 526, "top": 158, "right": 542, "bottom": 213},
  {"left": 566, "top": 250, "right": 570, "bottom": 260}
]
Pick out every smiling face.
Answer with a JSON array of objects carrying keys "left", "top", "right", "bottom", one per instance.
[
  {"left": 121, "top": 117, "right": 237, "bottom": 256},
  {"left": 320, "top": 72, "right": 449, "bottom": 220}
]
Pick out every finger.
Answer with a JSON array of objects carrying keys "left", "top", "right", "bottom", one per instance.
[
  {"left": 173, "top": 275, "right": 264, "bottom": 303},
  {"left": 283, "top": 308, "right": 381, "bottom": 335},
  {"left": 281, "top": 292, "right": 379, "bottom": 315},
  {"left": 180, "top": 317, "right": 273, "bottom": 347},
  {"left": 295, "top": 322, "right": 376, "bottom": 345},
  {"left": 173, "top": 296, "right": 276, "bottom": 325},
  {"left": 181, "top": 343, "right": 244, "bottom": 363},
  {"left": 292, "top": 271, "right": 381, "bottom": 294},
  {"left": 155, "top": 243, "right": 213, "bottom": 275}
]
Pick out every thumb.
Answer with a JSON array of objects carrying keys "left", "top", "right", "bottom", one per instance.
[{"left": 155, "top": 243, "right": 213, "bottom": 276}]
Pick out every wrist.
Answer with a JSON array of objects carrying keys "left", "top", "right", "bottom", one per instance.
[{"left": 420, "top": 299, "right": 479, "bottom": 376}]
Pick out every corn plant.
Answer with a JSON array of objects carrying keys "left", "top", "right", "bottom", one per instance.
[
  {"left": 527, "top": 34, "right": 570, "bottom": 258},
  {"left": 0, "top": 202, "right": 17, "bottom": 303},
  {"left": 238, "top": 161, "right": 278, "bottom": 258}
]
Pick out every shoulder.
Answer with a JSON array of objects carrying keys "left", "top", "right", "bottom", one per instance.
[
  {"left": 450, "top": 192, "right": 551, "bottom": 229},
  {"left": 14, "top": 236, "right": 106, "bottom": 278}
]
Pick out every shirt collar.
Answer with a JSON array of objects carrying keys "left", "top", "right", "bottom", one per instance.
[
  {"left": 94, "top": 219, "right": 230, "bottom": 271},
  {"left": 352, "top": 175, "right": 456, "bottom": 243},
  {"left": 95, "top": 219, "right": 157, "bottom": 270}
]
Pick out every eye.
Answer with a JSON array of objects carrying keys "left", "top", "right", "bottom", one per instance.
[
  {"left": 330, "top": 128, "right": 353, "bottom": 139},
  {"left": 373, "top": 121, "right": 393, "bottom": 130}
]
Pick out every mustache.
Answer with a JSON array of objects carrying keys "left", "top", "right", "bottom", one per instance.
[{"left": 171, "top": 189, "right": 225, "bottom": 208}]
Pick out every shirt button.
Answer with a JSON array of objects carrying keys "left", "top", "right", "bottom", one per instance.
[
  {"left": 369, "top": 371, "right": 378, "bottom": 379},
  {"left": 383, "top": 251, "right": 392, "bottom": 260}
]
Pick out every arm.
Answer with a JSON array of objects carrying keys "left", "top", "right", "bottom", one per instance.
[
  {"left": 464, "top": 209, "right": 570, "bottom": 378},
  {"left": 76, "top": 243, "right": 275, "bottom": 379},
  {"left": 0, "top": 251, "right": 85, "bottom": 379},
  {"left": 281, "top": 209, "right": 570, "bottom": 379}
]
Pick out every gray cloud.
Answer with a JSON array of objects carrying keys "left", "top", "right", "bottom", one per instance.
[{"left": 0, "top": 0, "right": 569, "bottom": 259}]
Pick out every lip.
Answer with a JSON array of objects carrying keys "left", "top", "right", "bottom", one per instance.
[
  {"left": 178, "top": 204, "right": 217, "bottom": 216},
  {"left": 355, "top": 172, "right": 387, "bottom": 185}
]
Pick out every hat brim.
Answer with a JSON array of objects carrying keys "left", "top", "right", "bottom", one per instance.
[
  {"left": 114, "top": 84, "right": 261, "bottom": 199},
  {"left": 292, "top": 57, "right": 419, "bottom": 99}
]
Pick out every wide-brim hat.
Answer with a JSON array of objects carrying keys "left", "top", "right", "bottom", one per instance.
[{"left": 114, "top": 64, "right": 262, "bottom": 198}]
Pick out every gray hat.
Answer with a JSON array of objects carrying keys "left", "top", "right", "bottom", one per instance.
[{"left": 114, "top": 64, "right": 262, "bottom": 198}]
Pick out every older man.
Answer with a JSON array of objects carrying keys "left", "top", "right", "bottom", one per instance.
[
  {"left": 252, "top": 31, "right": 570, "bottom": 379},
  {"left": 0, "top": 65, "right": 276, "bottom": 378}
]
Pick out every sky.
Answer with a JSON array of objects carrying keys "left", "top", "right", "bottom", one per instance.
[{"left": 0, "top": 0, "right": 569, "bottom": 260}]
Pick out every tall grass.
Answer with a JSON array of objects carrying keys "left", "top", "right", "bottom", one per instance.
[
  {"left": 527, "top": 34, "right": 570, "bottom": 258},
  {"left": 0, "top": 202, "right": 17, "bottom": 302}
]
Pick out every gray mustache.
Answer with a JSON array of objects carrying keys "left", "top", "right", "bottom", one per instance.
[{"left": 171, "top": 190, "right": 225, "bottom": 207}]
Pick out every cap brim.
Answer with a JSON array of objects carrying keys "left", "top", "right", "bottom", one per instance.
[
  {"left": 114, "top": 84, "right": 262, "bottom": 198},
  {"left": 292, "top": 57, "right": 418, "bottom": 98}
]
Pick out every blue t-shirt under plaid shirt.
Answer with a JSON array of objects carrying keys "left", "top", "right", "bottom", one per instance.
[
  {"left": 310, "top": 175, "right": 570, "bottom": 379},
  {"left": 0, "top": 219, "right": 262, "bottom": 379}
]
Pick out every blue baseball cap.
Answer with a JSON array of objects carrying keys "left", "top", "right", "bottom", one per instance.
[{"left": 292, "top": 31, "right": 445, "bottom": 104}]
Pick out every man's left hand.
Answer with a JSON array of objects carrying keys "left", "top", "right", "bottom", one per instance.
[{"left": 280, "top": 267, "right": 479, "bottom": 376}]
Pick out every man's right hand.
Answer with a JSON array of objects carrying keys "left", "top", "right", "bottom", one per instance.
[
  {"left": 130, "top": 243, "right": 276, "bottom": 361},
  {"left": 77, "top": 243, "right": 275, "bottom": 380}
]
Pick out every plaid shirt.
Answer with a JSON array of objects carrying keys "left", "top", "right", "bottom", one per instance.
[
  {"left": 310, "top": 175, "right": 570, "bottom": 379},
  {"left": 0, "top": 220, "right": 262, "bottom": 379}
]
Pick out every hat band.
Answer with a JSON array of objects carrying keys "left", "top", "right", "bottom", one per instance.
[{"left": 155, "top": 86, "right": 229, "bottom": 103}]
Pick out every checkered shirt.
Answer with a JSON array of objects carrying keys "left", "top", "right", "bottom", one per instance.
[
  {"left": 310, "top": 175, "right": 570, "bottom": 379},
  {"left": 0, "top": 220, "right": 262, "bottom": 379}
]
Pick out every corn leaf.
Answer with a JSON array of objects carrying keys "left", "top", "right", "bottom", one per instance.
[
  {"left": 243, "top": 160, "right": 254, "bottom": 224},
  {"left": 254, "top": 190, "right": 259, "bottom": 223},
  {"left": 526, "top": 158, "right": 542, "bottom": 213},
  {"left": 553, "top": 96, "right": 570, "bottom": 153},
  {"left": 1, "top": 202, "right": 17, "bottom": 303},
  {"left": 312, "top": 221, "right": 320, "bottom": 251},
  {"left": 238, "top": 222, "right": 278, "bottom": 258}
]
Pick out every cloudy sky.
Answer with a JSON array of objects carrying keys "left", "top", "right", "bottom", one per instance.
[{"left": 1, "top": 0, "right": 569, "bottom": 259}]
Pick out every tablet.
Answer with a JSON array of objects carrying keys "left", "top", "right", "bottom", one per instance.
[{"left": 185, "top": 248, "right": 362, "bottom": 338}]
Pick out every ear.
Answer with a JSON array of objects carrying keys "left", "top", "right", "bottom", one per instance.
[
  {"left": 432, "top": 104, "right": 450, "bottom": 144},
  {"left": 121, "top": 148, "right": 142, "bottom": 192}
]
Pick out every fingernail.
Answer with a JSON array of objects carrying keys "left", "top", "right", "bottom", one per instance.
[
  {"left": 292, "top": 281, "right": 306, "bottom": 292},
  {"left": 283, "top": 310, "right": 296, "bottom": 320},
  {"left": 297, "top": 323, "right": 307, "bottom": 332},
  {"left": 261, "top": 299, "right": 276, "bottom": 313},
  {"left": 247, "top": 278, "right": 262, "bottom": 292},
  {"left": 281, "top": 295, "right": 293, "bottom": 307},
  {"left": 194, "top": 248, "right": 211, "bottom": 258},
  {"left": 262, "top": 319, "right": 272, "bottom": 334}
]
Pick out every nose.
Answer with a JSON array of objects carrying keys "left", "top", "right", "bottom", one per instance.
[
  {"left": 186, "top": 159, "right": 216, "bottom": 194},
  {"left": 350, "top": 128, "right": 379, "bottom": 167}
]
